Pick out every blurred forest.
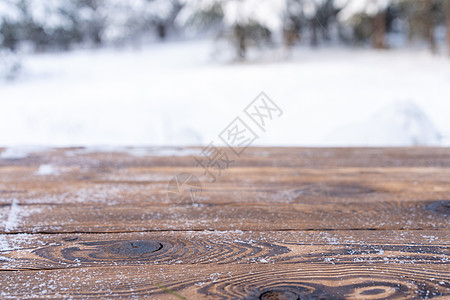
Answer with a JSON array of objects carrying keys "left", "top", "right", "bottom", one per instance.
[
  {"left": 0, "top": 0, "right": 449, "bottom": 59},
  {"left": 1, "top": 1, "right": 450, "bottom": 146}
]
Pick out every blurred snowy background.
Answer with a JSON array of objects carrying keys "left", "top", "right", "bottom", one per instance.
[{"left": 0, "top": 0, "right": 449, "bottom": 147}]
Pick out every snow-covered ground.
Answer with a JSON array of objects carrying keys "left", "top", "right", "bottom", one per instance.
[{"left": 0, "top": 40, "right": 449, "bottom": 147}]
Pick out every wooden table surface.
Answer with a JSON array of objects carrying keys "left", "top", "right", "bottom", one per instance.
[{"left": 0, "top": 147, "right": 449, "bottom": 299}]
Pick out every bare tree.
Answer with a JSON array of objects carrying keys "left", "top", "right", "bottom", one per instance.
[
  {"left": 423, "top": 0, "right": 437, "bottom": 53},
  {"left": 373, "top": 10, "right": 386, "bottom": 49},
  {"left": 445, "top": 0, "right": 450, "bottom": 56}
]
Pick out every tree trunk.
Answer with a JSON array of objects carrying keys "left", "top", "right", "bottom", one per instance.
[
  {"left": 446, "top": 0, "right": 450, "bottom": 56},
  {"left": 310, "top": 20, "right": 318, "bottom": 47},
  {"left": 373, "top": 11, "right": 386, "bottom": 49},
  {"left": 233, "top": 25, "right": 246, "bottom": 60},
  {"left": 424, "top": 0, "right": 437, "bottom": 53},
  {"left": 157, "top": 23, "right": 166, "bottom": 40}
]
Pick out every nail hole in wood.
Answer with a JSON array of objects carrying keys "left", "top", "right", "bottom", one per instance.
[
  {"left": 260, "top": 291, "right": 299, "bottom": 300},
  {"left": 360, "top": 288, "right": 385, "bottom": 295},
  {"left": 107, "top": 241, "right": 163, "bottom": 257}
]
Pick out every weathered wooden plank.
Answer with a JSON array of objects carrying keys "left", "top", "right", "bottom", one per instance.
[
  {"left": 0, "top": 199, "right": 448, "bottom": 233},
  {"left": 1, "top": 230, "right": 449, "bottom": 270},
  {"left": 1, "top": 147, "right": 450, "bottom": 168},
  {"left": 1, "top": 167, "right": 450, "bottom": 205},
  {"left": 0, "top": 262, "right": 449, "bottom": 298},
  {"left": 0, "top": 147, "right": 449, "bottom": 299},
  {"left": 1, "top": 148, "right": 449, "bottom": 233},
  {"left": 0, "top": 231, "right": 449, "bottom": 299}
]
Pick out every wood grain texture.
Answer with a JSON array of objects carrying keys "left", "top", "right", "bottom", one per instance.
[
  {"left": 0, "top": 147, "right": 449, "bottom": 299},
  {"left": 1, "top": 230, "right": 449, "bottom": 270}
]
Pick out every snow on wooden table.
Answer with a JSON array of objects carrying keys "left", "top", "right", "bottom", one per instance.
[{"left": 0, "top": 147, "right": 449, "bottom": 299}]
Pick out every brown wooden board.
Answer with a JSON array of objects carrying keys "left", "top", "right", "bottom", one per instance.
[{"left": 0, "top": 147, "right": 449, "bottom": 299}]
